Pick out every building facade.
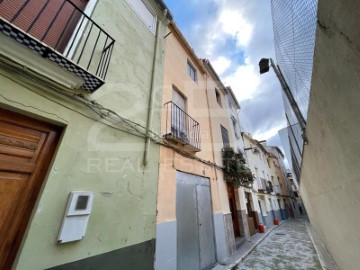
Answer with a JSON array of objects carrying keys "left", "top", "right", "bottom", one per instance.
[
  {"left": 155, "top": 21, "right": 223, "bottom": 270},
  {"left": 241, "top": 133, "right": 293, "bottom": 229},
  {"left": 0, "top": 0, "right": 171, "bottom": 269},
  {"left": 155, "top": 22, "right": 255, "bottom": 270}
]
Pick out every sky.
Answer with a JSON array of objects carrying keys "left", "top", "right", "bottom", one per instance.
[{"left": 163, "top": 0, "right": 287, "bottom": 148}]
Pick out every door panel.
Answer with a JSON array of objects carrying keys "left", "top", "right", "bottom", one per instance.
[
  {"left": 0, "top": 173, "right": 28, "bottom": 232},
  {"left": 0, "top": 108, "right": 61, "bottom": 269},
  {"left": 176, "top": 172, "right": 216, "bottom": 270},
  {"left": 176, "top": 181, "right": 200, "bottom": 270},
  {"left": 197, "top": 185, "right": 216, "bottom": 270}
]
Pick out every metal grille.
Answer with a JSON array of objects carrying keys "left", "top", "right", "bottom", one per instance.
[
  {"left": 0, "top": 0, "right": 115, "bottom": 92},
  {"left": 271, "top": 0, "right": 318, "bottom": 120},
  {"left": 164, "top": 101, "right": 201, "bottom": 151}
]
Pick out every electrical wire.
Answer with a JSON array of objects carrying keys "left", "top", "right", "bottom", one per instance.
[{"left": 0, "top": 55, "right": 224, "bottom": 170}]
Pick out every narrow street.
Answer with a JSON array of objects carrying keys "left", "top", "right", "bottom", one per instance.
[{"left": 236, "top": 219, "right": 322, "bottom": 270}]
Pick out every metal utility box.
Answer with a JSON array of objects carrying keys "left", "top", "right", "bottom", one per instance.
[{"left": 57, "top": 191, "right": 94, "bottom": 243}]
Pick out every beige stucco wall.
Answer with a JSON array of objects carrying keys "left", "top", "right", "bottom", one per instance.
[
  {"left": 300, "top": 1, "right": 360, "bottom": 269},
  {"left": 157, "top": 24, "right": 221, "bottom": 223},
  {"left": 206, "top": 75, "right": 234, "bottom": 214}
]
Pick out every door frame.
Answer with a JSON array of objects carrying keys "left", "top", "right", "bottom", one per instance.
[
  {"left": 227, "top": 186, "right": 240, "bottom": 238},
  {"left": 246, "top": 192, "right": 258, "bottom": 226},
  {"left": 0, "top": 107, "right": 63, "bottom": 268}
]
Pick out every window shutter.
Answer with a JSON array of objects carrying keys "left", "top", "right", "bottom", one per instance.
[
  {"left": 125, "top": 0, "right": 156, "bottom": 34},
  {"left": 172, "top": 88, "right": 185, "bottom": 111}
]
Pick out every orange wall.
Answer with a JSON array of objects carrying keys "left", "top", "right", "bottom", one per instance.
[{"left": 157, "top": 24, "right": 221, "bottom": 223}]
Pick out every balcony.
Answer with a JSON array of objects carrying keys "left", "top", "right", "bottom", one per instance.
[
  {"left": 0, "top": 0, "right": 115, "bottom": 92},
  {"left": 274, "top": 185, "right": 281, "bottom": 195},
  {"left": 257, "top": 178, "right": 267, "bottom": 192},
  {"left": 266, "top": 181, "right": 274, "bottom": 193},
  {"left": 164, "top": 101, "right": 201, "bottom": 152}
]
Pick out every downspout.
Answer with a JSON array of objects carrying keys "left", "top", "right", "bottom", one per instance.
[{"left": 143, "top": 10, "right": 168, "bottom": 167}]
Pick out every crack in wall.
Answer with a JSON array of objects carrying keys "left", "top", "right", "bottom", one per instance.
[{"left": 0, "top": 92, "right": 69, "bottom": 123}]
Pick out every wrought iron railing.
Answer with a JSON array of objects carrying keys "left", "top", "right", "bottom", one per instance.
[
  {"left": 266, "top": 181, "right": 274, "bottom": 193},
  {"left": 274, "top": 185, "right": 281, "bottom": 194},
  {"left": 258, "top": 178, "right": 267, "bottom": 191},
  {"left": 0, "top": 0, "right": 115, "bottom": 92},
  {"left": 164, "top": 101, "right": 201, "bottom": 151}
]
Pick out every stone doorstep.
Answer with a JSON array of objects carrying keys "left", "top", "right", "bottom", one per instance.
[{"left": 211, "top": 219, "right": 289, "bottom": 270}]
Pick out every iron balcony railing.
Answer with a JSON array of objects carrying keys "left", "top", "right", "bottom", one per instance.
[
  {"left": 274, "top": 185, "right": 281, "bottom": 194},
  {"left": 266, "top": 181, "right": 274, "bottom": 193},
  {"left": 0, "top": 0, "right": 115, "bottom": 92},
  {"left": 258, "top": 178, "right": 267, "bottom": 191},
  {"left": 164, "top": 101, "right": 201, "bottom": 151}
]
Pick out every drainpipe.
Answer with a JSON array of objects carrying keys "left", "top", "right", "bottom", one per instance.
[{"left": 143, "top": 10, "right": 168, "bottom": 167}]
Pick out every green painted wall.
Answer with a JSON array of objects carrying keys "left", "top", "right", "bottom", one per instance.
[{"left": 0, "top": 0, "right": 168, "bottom": 269}]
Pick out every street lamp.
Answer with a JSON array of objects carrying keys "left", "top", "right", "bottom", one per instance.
[{"left": 258, "top": 58, "right": 308, "bottom": 144}]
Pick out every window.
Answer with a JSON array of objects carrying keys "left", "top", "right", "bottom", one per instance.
[
  {"left": 220, "top": 125, "right": 229, "bottom": 147},
  {"left": 172, "top": 87, "right": 187, "bottom": 137},
  {"left": 172, "top": 87, "right": 186, "bottom": 111},
  {"left": 215, "top": 88, "right": 222, "bottom": 107},
  {"left": 231, "top": 116, "right": 240, "bottom": 139},
  {"left": 187, "top": 61, "right": 197, "bottom": 81},
  {"left": 125, "top": 0, "right": 157, "bottom": 34}
]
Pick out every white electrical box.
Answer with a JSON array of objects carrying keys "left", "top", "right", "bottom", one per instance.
[{"left": 57, "top": 191, "right": 94, "bottom": 243}]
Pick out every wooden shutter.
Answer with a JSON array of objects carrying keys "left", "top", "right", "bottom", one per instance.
[{"left": 0, "top": 0, "right": 88, "bottom": 52}]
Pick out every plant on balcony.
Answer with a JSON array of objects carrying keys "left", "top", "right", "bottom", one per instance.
[{"left": 222, "top": 147, "right": 254, "bottom": 188}]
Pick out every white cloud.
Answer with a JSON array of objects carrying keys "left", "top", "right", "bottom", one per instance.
[
  {"left": 212, "top": 56, "right": 231, "bottom": 75},
  {"left": 167, "top": 0, "right": 287, "bottom": 149},
  {"left": 254, "top": 124, "right": 284, "bottom": 141},
  {"left": 223, "top": 64, "right": 260, "bottom": 102},
  {"left": 219, "top": 9, "right": 253, "bottom": 47}
]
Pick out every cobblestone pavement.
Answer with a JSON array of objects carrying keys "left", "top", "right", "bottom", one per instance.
[{"left": 236, "top": 219, "right": 322, "bottom": 270}]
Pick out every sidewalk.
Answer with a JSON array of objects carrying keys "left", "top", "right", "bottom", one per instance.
[
  {"left": 306, "top": 222, "right": 339, "bottom": 270},
  {"left": 212, "top": 219, "right": 288, "bottom": 270}
]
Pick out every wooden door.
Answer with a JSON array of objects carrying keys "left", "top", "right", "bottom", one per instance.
[
  {"left": 245, "top": 192, "right": 258, "bottom": 236},
  {"left": 0, "top": 0, "right": 89, "bottom": 52},
  {"left": 227, "top": 186, "right": 240, "bottom": 237},
  {"left": 0, "top": 108, "right": 62, "bottom": 269}
]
